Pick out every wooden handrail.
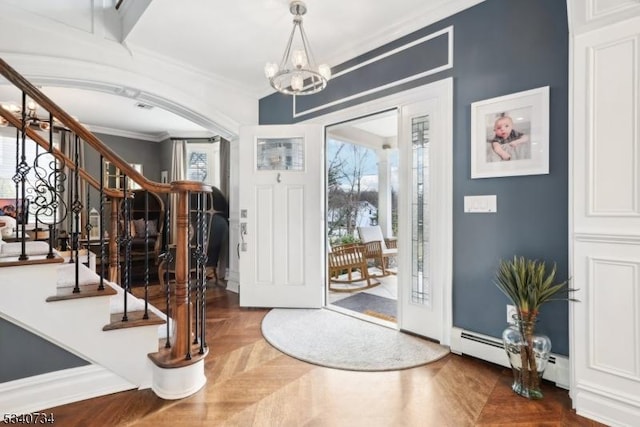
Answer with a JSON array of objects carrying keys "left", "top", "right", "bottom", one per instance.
[
  {"left": 0, "top": 57, "right": 212, "bottom": 373},
  {"left": 0, "top": 107, "right": 124, "bottom": 199},
  {"left": 0, "top": 57, "right": 209, "bottom": 195}
]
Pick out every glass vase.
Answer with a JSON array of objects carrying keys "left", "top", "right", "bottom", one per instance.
[{"left": 502, "top": 316, "right": 552, "bottom": 399}]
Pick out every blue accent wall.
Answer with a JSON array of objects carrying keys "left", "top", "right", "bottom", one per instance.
[
  {"left": 0, "top": 317, "right": 89, "bottom": 382},
  {"left": 259, "top": 0, "right": 570, "bottom": 355}
]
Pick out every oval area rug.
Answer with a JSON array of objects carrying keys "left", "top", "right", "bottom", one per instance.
[{"left": 261, "top": 308, "right": 449, "bottom": 371}]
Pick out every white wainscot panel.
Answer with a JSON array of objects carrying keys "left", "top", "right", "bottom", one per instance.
[
  {"left": 573, "top": 240, "right": 640, "bottom": 409},
  {"left": 589, "top": 36, "right": 639, "bottom": 216},
  {"left": 590, "top": 0, "right": 640, "bottom": 20},
  {"left": 589, "top": 257, "right": 640, "bottom": 379},
  {"left": 255, "top": 186, "right": 274, "bottom": 284},
  {"left": 285, "top": 185, "right": 305, "bottom": 286},
  {"left": 570, "top": 0, "right": 640, "bottom": 34}
]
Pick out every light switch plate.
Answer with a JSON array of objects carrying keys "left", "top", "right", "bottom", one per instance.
[{"left": 464, "top": 195, "right": 497, "bottom": 213}]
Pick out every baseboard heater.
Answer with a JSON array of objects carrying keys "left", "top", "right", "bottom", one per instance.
[{"left": 450, "top": 327, "right": 570, "bottom": 389}]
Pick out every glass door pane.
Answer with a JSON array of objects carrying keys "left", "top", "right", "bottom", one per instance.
[{"left": 411, "top": 114, "right": 430, "bottom": 306}]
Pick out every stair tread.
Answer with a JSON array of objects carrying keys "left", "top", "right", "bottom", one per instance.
[
  {"left": 148, "top": 342, "right": 208, "bottom": 368},
  {"left": 104, "top": 309, "right": 166, "bottom": 331},
  {"left": 46, "top": 283, "right": 117, "bottom": 302},
  {"left": 0, "top": 253, "right": 64, "bottom": 267}
]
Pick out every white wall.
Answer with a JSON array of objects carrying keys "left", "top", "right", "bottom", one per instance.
[{"left": 569, "top": 1, "right": 640, "bottom": 425}]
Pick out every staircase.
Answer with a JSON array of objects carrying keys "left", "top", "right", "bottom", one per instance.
[{"left": 0, "top": 58, "right": 213, "bottom": 414}]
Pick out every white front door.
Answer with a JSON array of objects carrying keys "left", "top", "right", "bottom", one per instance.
[
  {"left": 238, "top": 124, "right": 324, "bottom": 308},
  {"left": 397, "top": 88, "right": 453, "bottom": 342}
]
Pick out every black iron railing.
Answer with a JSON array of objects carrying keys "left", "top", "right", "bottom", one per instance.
[{"left": 0, "top": 57, "right": 213, "bottom": 367}]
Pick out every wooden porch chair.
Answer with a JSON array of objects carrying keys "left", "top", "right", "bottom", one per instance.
[
  {"left": 357, "top": 226, "right": 398, "bottom": 277},
  {"left": 328, "top": 243, "right": 379, "bottom": 292}
]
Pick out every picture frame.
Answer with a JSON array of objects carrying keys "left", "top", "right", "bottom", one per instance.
[{"left": 470, "top": 86, "right": 549, "bottom": 179}]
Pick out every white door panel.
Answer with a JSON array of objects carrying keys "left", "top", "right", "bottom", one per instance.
[
  {"left": 239, "top": 124, "right": 323, "bottom": 308},
  {"left": 398, "top": 82, "right": 453, "bottom": 342}
]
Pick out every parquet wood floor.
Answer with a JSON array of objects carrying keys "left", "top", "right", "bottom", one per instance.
[{"left": 47, "top": 284, "right": 606, "bottom": 427}]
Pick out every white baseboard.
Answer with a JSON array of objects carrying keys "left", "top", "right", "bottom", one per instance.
[
  {"left": 450, "top": 327, "right": 570, "bottom": 389},
  {"left": 574, "top": 381, "right": 640, "bottom": 427},
  {"left": 0, "top": 365, "right": 136, "bottom": 416},
  {"left": 226, "top": 280, "right": 239, "bottom": 294}
]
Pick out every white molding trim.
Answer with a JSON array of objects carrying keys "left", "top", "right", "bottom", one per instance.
[
  {"left": 88, "top": 124, "right": 169, "bottom": 142},
  {"left": 0, "top": 365, "right": 135, "bottom": 416},
  {"left": 577, "top": 379, "right": 640, "bottom": 408},
  {"left": 585, "top": 35, "right": 640, "bottom": 218},
  {"left": 24, "top": 75, "right": 235, "bottom": 140},
  {"left": 0, "top": 53, "right": 246, "bottom": 139},
  {"left": 226, "top": 280, "right": 239, "bottom": 294},
  {"left": 292, "top": 26, "right": 454, "bottom": 119},
  {"left": 332, "top": 27, "right": 453, "bottom": 80},
  {"left": 574, "top": 381, "right": 640, "bottom": 426},
  {"left": 259, "top": 0, "right": 483, "bottom": 99},
  {"left": 587, "top": 0, "right": 640, "bottom": 21},
  {"left": 89, "top": 125, "right": 216, "bottom": 143},
  {"left": 567, "top": 0, "right": 640, "bottom": 35},
  {"left": 574, "top": 232, "right": 640, "bottom": 245}
]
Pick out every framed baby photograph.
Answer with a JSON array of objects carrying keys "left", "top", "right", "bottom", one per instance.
[{"left": 470, "top": 86, "right": 549, "bottom": 179}]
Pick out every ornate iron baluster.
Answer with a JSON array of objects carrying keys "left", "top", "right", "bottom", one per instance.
[
  {"left": 185, "top": 191, "right": 192, "bottom": 361},
  {"left": 163, "top": 199, "right": 172, "bottom": 349},
  {"left": 192, "top": 192, "right": 202, "bottom": 346},
  {"left": 45, "top": 114, "right": 55, "bottom": 259},
  {"left": 30, "top": 113, "right": 67, "bottom": 260},
  {"left": 16, "top": 92, "right": 30, "bottom": 260},
  {"left": 121, "top": 176, "right": 131, "bottom": 322},
  {"left": 143, "top": 190, "right": 150, "bottom": 320},
  {"left": 98, "top": 155, "right": 106, "bottom": 291},
  {"left": 71, "top": 134, "right": 83, "bottom": 294},
  {"left": 85, "top": 178, "right": 91, "bottom": 271},
  {"left": 199, "top": 191, "right": 208, "bottom": 354}
]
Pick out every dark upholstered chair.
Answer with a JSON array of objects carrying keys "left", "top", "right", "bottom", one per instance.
[{"left": 119, "top": 189, "right": 165, "bottom": 267}]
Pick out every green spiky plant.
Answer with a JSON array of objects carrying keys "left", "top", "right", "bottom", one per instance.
[{"left": 494, "top": 256, "right": 576, "bottom": 398}]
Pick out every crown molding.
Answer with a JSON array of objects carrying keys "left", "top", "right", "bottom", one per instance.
[{"left": 87, "top": 124, "right": 167, "bottom": 142}]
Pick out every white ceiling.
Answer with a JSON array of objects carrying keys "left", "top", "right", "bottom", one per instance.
[
  {"left": 126, "top": 0, "right": 463, "bottom": 97},
  {"left": 0, "top": 0, "right": 480, "bottom": 140},
  {"left": 0, "top": 84, "right": 208, "bottom": 141}
]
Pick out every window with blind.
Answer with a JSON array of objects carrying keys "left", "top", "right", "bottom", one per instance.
[{"left": 187, "top": 142, "right": 220, "bottom": 188}]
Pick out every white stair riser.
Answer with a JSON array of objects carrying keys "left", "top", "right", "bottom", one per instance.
[{"left": 1, "top": 262, "right": 158, "bottom": 388}]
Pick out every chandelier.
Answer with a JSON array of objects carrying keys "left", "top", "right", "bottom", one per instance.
[
  {"left": 0, "top": 99, "right": 67, "bottom": 131},
  {"left": 264, "top": 1, "right": 331, "bottom": 96}
]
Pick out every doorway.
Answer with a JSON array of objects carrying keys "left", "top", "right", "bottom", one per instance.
[
  {"left": 325, "top": 110, "right": 399, "bottom": 326},
  {"left": 310, "top": 78, "right": 453, "bottom": 343},
  {"left": 235, "top": 79, "right": 453, "bottom": 343}
]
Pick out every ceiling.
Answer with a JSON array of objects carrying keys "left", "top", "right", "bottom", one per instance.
[{"left": 0, "top": 0, "right": 478, "bottom": 140}]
